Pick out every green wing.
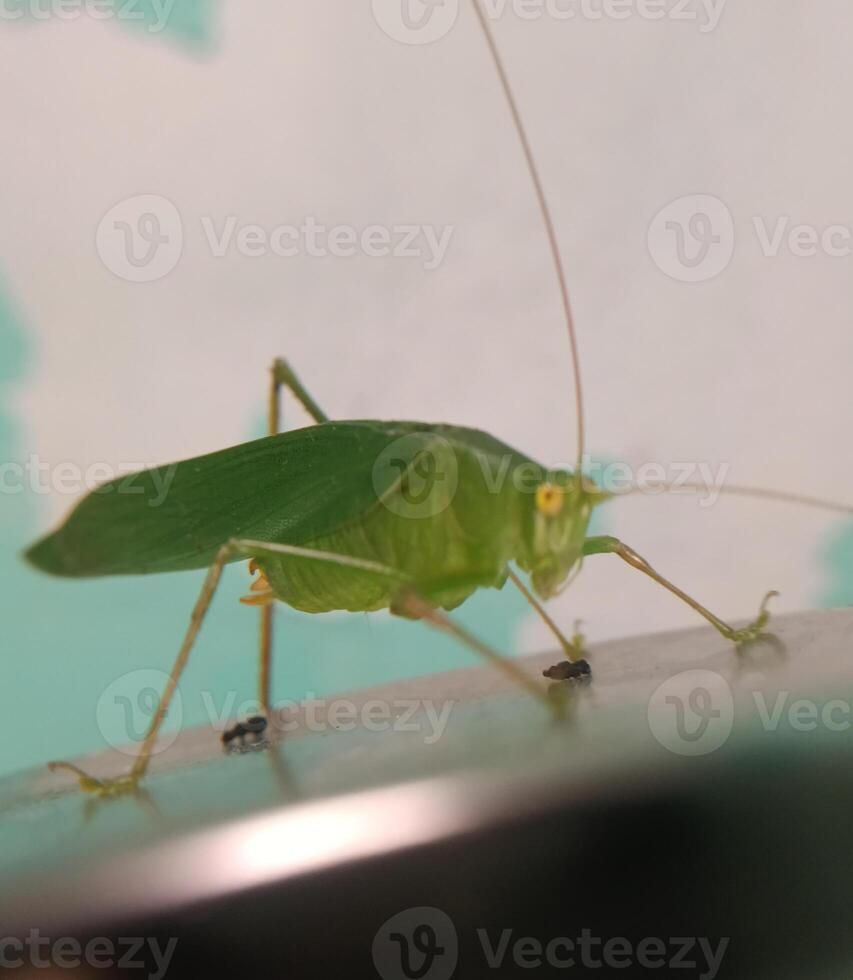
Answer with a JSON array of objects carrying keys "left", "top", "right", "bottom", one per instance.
[
  {"left": 24, "top": 421, "right": 536, "bottom": 578},
  {"left": 25, "top": 423, "right": 401, "bottom": 577}
]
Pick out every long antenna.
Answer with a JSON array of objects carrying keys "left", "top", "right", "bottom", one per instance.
[
  {"left": 470, "top": 0, "right": 586, "bottom": 477},
  {"left": 611, "top": 481, "right": 853, "bottom": 517}
]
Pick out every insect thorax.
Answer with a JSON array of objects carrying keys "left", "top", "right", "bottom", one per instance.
[{"left": 255, "top": 426, "right": 595, "bottom": 614}]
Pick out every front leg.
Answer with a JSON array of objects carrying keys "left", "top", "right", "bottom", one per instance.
[{"left": 583, "top": 536, "right": 777, "bottom": 646}]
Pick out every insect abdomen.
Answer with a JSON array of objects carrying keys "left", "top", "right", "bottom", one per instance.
[{"left": 260, "top": 436, "right": 526, "bottom": 614}]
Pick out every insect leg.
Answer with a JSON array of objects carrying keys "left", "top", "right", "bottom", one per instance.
[
  {"left": 230, "top": 546, "right": 574, "bottom": 725},
  {"left": 583, "top": 536, "right": 777, "bottom": 645},
  {"left": 258, "top": 598, "right": 273, "bottom": 718},
  {"left": 258, "top": 359, "right": 330, "bottom": 715},
  {"left": 49, "top": 541, "right": 407, "bottom": 795},
  {"left": 50, "top": 541, "right": 238, "bottom": 795},
  {"left": 271, "top": 357, "right": 329, "bottom": 425},
  {"left": 397, "top": 592, "right": 565, "bottom": 718},
  {"left": 507, "top": 567, "right": 586, "bottom": 662}
]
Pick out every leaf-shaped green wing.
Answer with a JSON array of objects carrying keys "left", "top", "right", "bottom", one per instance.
[
  {"left": 25, "top": 421, "right": 535, "bottom": 578},
  {"left": 25, "top": 423, "right": 401, "bottom": 577}
]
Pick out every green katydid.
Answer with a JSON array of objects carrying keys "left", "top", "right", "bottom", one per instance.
[{"left": 24, "top": 1, "right": 853, "bottom": 797}]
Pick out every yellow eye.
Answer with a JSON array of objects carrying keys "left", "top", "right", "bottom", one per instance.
[{"left": 535, "top": 482, "right": 564, "bottom": 517}]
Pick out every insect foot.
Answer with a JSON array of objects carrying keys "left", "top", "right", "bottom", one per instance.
[
  {"left": 222, "top": 715, "right": 269, "bottom": 754},
  {"left": 727, "top": 590, "right": 780, "bottom": 647},
  {"left": 47, "top": 761, "right": 141, "bottom": 798},
  {"left": 570, "top": 620, "right": 589, "bottom": 660},
  {"left": 545, "top": 680, "right": 578, "bottom": 722}
]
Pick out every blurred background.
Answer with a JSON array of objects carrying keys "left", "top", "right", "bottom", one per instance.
[{"left": 2, "top": 0, "right": 852, "bottom": 778}]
